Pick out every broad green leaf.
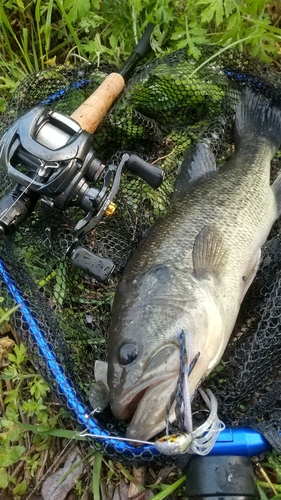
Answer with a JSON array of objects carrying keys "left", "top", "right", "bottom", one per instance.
[
  {"left": 63, "top": 0, "right": 91, "bottom": 22},
  {"left": 199, "top": 0, "right": 235, "bottom": 25},
  {"left": 199, "top": 0, "right": 224, "bottom": 24},
  {"left": 13, "top": 479, "right": 27, "bottom": 496},
  {"left": 29, "top": 377, "right": 50, "bottom": 399},
  {"left": 0, "top": 445, "right": 25, "bottom": 467}
]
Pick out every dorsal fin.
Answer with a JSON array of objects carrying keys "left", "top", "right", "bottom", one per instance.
[{"left": 173, "top": 142, "right": 217, "bottom": 200}]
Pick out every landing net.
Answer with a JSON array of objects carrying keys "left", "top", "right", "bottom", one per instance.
[{"left": 1, "top": 47, "right": 281, "bottom": 464}]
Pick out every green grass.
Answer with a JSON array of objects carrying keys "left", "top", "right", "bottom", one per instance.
[
  {"left": 0, "top": 337, "right": 186, "bottom": 498},
  {"left": 0, "top": 341, "right": 59, "bottom": 495},
  {"left": 1, "top": 0, "right": 281, "bottom": 111}
]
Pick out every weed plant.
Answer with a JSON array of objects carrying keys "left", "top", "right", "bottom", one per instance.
[{"left": 1, "top": 0, "right": 281, "bottom": 111}]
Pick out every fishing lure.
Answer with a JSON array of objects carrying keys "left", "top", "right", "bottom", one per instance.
[{"left": 155, "top": 330, "right": 225, "bottom": 456}]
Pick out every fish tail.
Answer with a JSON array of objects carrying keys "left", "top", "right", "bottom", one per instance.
[{"left": 235, "top": 87, "right": 281, "bottom": 155}]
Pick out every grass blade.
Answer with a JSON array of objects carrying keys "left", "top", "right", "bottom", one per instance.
[
  {"left": 35, "top": 0, "right": 44, "bottom": 68},
  {"left": 0, "top": 305, "right": 19, "bottom": 324},
  {"left": 150, "top": 475, "right": 186, "bottom": 499},
  {"left": 92, "top": 451, "right": 103, "bottom": 500},
  {"left": 54, "top": 0, "right": 86, "bottom": 58}
]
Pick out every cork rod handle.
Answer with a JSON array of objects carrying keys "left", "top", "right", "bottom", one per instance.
[{"left": 70, "top": 73, "right": 125, "bottom": 133}]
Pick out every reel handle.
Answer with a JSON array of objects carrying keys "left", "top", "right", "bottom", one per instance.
[{"left": 127, "top": 155, "right": 164, "bottom": 189}]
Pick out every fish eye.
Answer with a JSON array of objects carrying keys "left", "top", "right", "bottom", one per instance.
[{"left": 118, "top": 343, "right": 139, "bottom": 365}]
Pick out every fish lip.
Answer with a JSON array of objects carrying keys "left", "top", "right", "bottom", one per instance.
[
  {"left": 112, "top": 386, "right": 149, "bottom": 420},
  {"left": 110, "top": 343, "right": 179, "bottom": 420},
  {"left": 125, "top": 377, "right": 179, "bottom": 441}
]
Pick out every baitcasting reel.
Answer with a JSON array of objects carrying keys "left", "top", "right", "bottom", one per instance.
[{"left": 0, "top": 105, "right": 163, "bottom": 281}]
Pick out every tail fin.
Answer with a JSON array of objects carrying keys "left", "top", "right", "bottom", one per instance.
[{"left": 235, "top": 87, "right": 281, "bottom": 155}]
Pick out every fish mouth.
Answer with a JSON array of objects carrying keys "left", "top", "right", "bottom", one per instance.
[
  {"left": 123, "top": 350, "right": 203, "bottom": 441},
  {"left": 110, "top": 344, "right": 180, "bottom": 438},
  {"left": 117, "top": 388, "right": 148, "bottom": 420},
  {"left": 125, "top": 377, "right": 179, "bottom": 441}
]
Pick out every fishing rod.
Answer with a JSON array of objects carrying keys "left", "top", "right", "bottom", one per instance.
[
  {"left": 0, "top": 31, "right": 275, "bottom": 497},
  {"left": 0, "top": 23, "right": 163, "bottom": 283}
]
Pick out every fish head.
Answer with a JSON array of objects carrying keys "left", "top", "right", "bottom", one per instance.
[
  {"left": 107, "top": 264, "right": 224, "bottom": 441},
  {"left": 108, "top": 282, "right": 210, "bottom": 439},
  {"left": 107, "top": 299, "right": 184, "bottom": 424}
]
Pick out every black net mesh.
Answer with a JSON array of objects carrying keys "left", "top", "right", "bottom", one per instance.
[
  {"left": 206, "top": 222, "right": 281, "bottom": 444},
  {"left": 1, "top": 46, "right": 281, "bottom": 464}
]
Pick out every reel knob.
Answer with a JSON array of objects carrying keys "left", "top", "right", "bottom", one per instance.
[{"left": 70, "top": 247, "right": 115, "bottom": 282}]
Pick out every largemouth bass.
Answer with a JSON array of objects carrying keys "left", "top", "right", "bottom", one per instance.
[{"left": 107, "top": 88, "right": 281, "bottom": 441}]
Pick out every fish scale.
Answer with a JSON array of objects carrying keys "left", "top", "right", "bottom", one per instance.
[{"left": 107, "top": 88, "right": 281, "bottom": 442}]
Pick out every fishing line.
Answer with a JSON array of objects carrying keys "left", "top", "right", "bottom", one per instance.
[
  {"left": 79, "top": 430, "right": 153, "bottom": 446},
  {"left": 0, "top": 177, "right": 37, "bottom": 224}
]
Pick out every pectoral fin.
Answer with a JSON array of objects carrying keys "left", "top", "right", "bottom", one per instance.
[
  {"left": 193, "top": 224, "right": 229, "bottom": 279},
  {"left": 88, "top": 360, "right": 109, "bottom": 412},
  {"left": 94, "top": 359, "right": 109, "bottom": 389}
]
